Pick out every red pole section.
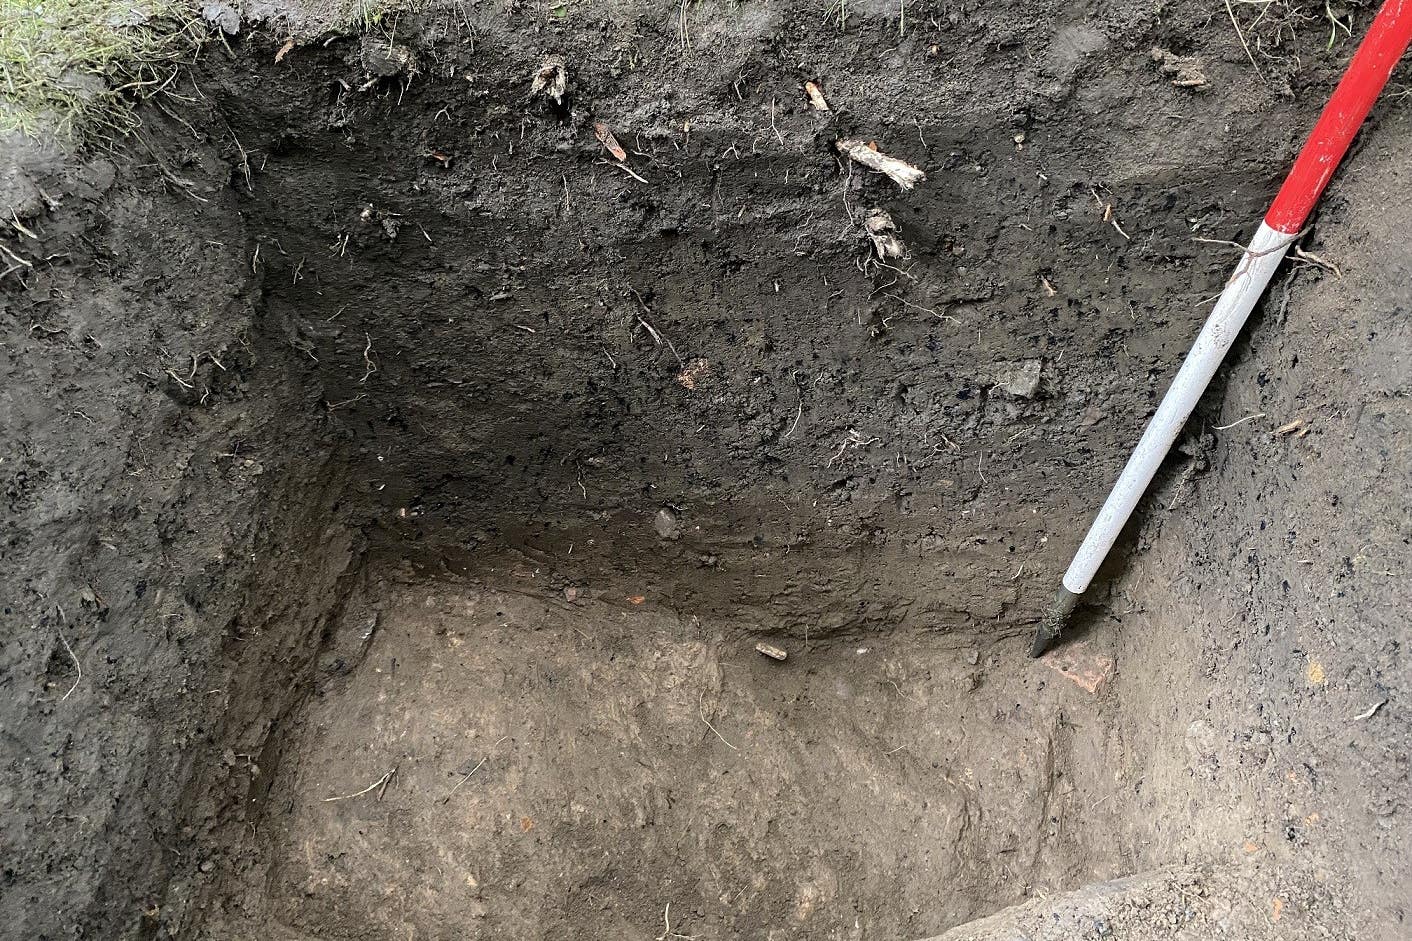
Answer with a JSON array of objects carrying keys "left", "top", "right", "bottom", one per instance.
[{"left": 1265, "top": 0, "right": 1412, "bottom": 234}]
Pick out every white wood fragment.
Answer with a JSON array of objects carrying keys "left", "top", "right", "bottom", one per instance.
[
  {"left": 755, "top": 642, "right": 788, "bottom": 661},
  {"left": 835, "top": 139, "right": 926, "bottom": 190}
]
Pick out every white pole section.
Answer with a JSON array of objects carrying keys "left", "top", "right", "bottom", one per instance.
[{"left": 1060, "top": 221, "right": 1294, "bottom": 595}]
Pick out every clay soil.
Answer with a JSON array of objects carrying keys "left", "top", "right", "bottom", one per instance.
[{"left": 2, "top": 1, "right": 1409, "bottom": 939}]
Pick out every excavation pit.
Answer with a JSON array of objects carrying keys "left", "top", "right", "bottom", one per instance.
[{"left": 2, "top": 4, "right": 1409, "bottom": 939}]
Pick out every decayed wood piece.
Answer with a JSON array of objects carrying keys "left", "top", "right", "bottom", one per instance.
[{"left": 835, "top": 139, "right": 926, "bottom": 190}]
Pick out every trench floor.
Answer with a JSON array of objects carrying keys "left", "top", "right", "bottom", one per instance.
[{"left": 252, "top": 562, "right": 1124, "bottom": 940}]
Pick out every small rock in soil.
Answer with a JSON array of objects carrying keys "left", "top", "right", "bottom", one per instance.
[
  {"left": 361, "top": 38, "right": 417, "bottom": 79},
  {"left": 1150, "top": 47, "right": 1208, "bottom": 88},
  {"left": 653, "top": 507, "right": 681, "bottom": 540},
  {"left": 995, "top": 360, "right": 1043, "bottom": 398},
  {"left": 201, "top": 2, "right": 241, "bottom": 35},
  {"left": 864, "top": 209, "right": 905, "bottom": 259}
]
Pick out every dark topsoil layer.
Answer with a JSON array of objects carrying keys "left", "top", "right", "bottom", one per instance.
[{"left": 1, "top": 0, "right": 1409, "bottom": 938}]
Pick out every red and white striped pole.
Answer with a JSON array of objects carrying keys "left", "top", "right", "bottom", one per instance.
[{"left": 1032, "top": 0, "right": 1412, "bottom": 657}]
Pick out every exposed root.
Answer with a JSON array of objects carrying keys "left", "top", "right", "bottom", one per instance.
[
  {"left": 698, "top": 695, "right": 739, "bottom": 751},
  {"left": 1223, "top": 0, "right": 1266, "bottom": 82},
  {"left": 360, "top": 334, "right": 378, "bottom": 383},
  {"left": 322, "top": 768, "right": 396, "bottom": 803},
  {"left": 55, "top": 606, "right": 82, "bottom": 702},
  {"left": 1214, "top": 412, "right": 1265, "bottom": 431}
]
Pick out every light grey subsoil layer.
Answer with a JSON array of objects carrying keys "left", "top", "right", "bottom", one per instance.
[{"left": 0, "top": 1, "right": 1407, "bottom": 938}]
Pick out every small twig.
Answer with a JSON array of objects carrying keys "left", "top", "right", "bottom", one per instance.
[
  {"left": 1214, "top": 412, "right": 1265, "bottom": 431},
  {"left": 0, "top": 242, "right": 33, "bottom": 268},
  {"left": 631, "top": 301, "right": 685, "bottom": 367},
  {"left": 326, "top": 393, "right": 367, "bottom": 410},
  {"left": 597, "top": 159, "right": 649, "bottom": 184},
  {"left": 10, "top": 212, "right": 40, "bottom": 240},
  {"left": 1292, "top": 245, "right": 1342, "bottom": 278},
  {"left": 441, "top": 735, "right": 510, "bottom": 804},
  {"left": 323, "top": 768, "right": 395, "bottom": 802},
  {"left": 1191, "top": 236, "right": 1249, "bottom": 252}
]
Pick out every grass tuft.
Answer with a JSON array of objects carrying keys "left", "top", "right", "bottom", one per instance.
[{"left": 0, "top": 0, "right": 204, "bottom": 138}]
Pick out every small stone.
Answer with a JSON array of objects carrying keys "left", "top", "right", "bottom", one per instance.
[
  {"left": 676, "top": 358, "right": 711, "bottom": 390},
  {"left": 564, "top": 586, "right": 578, "bottom": 603},
  {"left": 755, "top": 642, "right": 788, "bottom": 661},
  {"left": 200, "top": 2, "right": 240, "bottom": 35},
  {"left": 198, "top": 859, "right": 215, "bottom": 873},
  {"left": 361, "top": 37, "right": 417, "bottom": 78},
  {"left": 864, "top": 209, "right": 905, "bottom": 260},
  {"left": 965, "top": 648, "right": 980, "bottom": 666},
  {"left": 996, "top": 359, "right": 1043, "bottom": 398},
  {"left": 653, "top": 507, "right": 681, "bottom": 540},
  {"left": 1150, "top": 47, "right": 1208, "bottom": 88}
]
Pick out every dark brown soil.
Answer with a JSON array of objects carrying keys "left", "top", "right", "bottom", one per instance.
[
  {"left": 210, "top": 569, "right": 1131, "bottom": 938},
  {"left": 1, "top": 1, "right": 1408, "bottom": 939}
]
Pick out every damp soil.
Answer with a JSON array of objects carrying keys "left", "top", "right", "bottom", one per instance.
[
  {"left": 245, "top": 569, "right": 1108, "bottom": 938},
  {"left": 2, "top": 1, "right": 1410, "bottom": 939}
]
